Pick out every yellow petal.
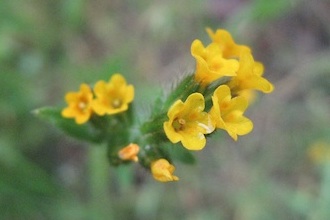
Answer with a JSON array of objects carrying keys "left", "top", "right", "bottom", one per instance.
[
  {"left": 65, "top": 92, "right": 79, "bottom": 103},
  {"left": 253, "top": 61, "right": 264, "bottom": 76},
  {"left": 183, "top": 93, "right": 205, "bottom": 114},
  {"left": 91, "top": 99, "right": 107, "bottom": 116},
  {"left": 225, "top": 115, "right": 253, "bottom": 140},
  {"left": 243, "top": 76, "right": 274, "bottom": 93},
  {"left": 75, "top": 113, "right": 90, "bottom": 124},
  {"left": 206, "top": 28, "right": 251, "bottom": 58},
  {"left": 163, "top": 121, "right": 182, "bottom": 143},
  {"left": 226, "top": 96, "right": 248, "bottom": 113},
  {"left": 167, "top": 100, "right": 185, "bottom": 119},
  {"left": 124, "top": 85, "right": 134, "bottom": 103},
  {"left": 236, "top": 53, "right": 255, "bottom": 79},
  {"left": 210, "top": 96, "right": 226, "bottom": 129},
  {"left": 93, "top": 80, "right": 107, "bottom": 97},
  {"left": 61, "top": 107, "right": 75, "bottom": 117},
  {"left": 191, "top": 39, "right": 205, "bottom": 58},
  {"left": 80, "top": 84, "right": 91, "bottom": 94},
  {"left": 214, "top": 85, "right": 231, "bottom": 104},
  {"left": 179, "top": 130, "right": 207, "bottom": 150}
]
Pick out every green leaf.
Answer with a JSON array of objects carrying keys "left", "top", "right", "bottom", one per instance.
[
  {"left": 162, "top": 144, "right": 196, "bottom": 164},
  {"left": 33, "top": 107, "right": 103, "bottom": 143}
]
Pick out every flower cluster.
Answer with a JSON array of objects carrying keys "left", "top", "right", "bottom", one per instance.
[
  {"left": 163, "top": 28, "right": 273, "bottom": 151},
  {"left": 38, "top": 28, "right": 273, "bottom": 183},
  {"left": 61, "top": 74, "right": 134, "bottom": 124}
]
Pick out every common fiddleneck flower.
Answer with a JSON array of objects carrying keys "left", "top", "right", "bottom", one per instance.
[
  {"left": 206, "top": 28, "right": 251, "bottom": 59},
  {"left": 227, "top": 51, "right": 274, "bottom": 94},
  {"left": 118, "top": 143, "right": 140, "bottom": 162},
  {"left": 92, "top": 74, "right": 134, "bottom": 115},
  {"left": 191, "top": 39, "right": 239, "bottom": 86},
  {"left": 151, "top": 159, "right": 179, "bottom": 182},
  {"left": 163, "top": 93, "right": 214, "bottom": 151},
  {"left": 61, "top": 83, "right": 94, "bottom": 124},
  {"left": 210, "top": 85, "right": 253, "bottom": 141}
]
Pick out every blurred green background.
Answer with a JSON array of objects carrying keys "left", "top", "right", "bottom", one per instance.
[{"left": 1, "top": 0, "right": 330, "bottom": 219}]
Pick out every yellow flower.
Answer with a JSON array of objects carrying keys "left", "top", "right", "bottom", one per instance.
[
  {"left": 92, "top": 74, "right": 134, "bottom": 115},
  {"left": 118, "top": 143, "right": 140, "bottom": 162},
  {"left": 308, "top": 141, "right": 330, "bottom": 164},
  {"left": 210, "top": 85, "right": 253, "bottom": 141},
  {"left": 163, "top": 93, "right": 214, "bottom": 150},
  {"left": 206, "top": 28, "right": 251, "bottom": 59},
  {"left": 191, "top": 39, "right": 239, "bottom": 86},
  {"left": 238, "top": 89, "right": 257, "bottom": 105},
  {"left": 228, "top": 52, "right": 274, "bottom": 94},
  {"left": 61, "top": 83, "right": 94, "bottom": 124},
  {"left": 151, "top": 159, "right": 179, "bottom": 182}
]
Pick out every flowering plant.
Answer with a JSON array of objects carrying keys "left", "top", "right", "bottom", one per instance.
[{"left": 35, "top": 28, "right": 273, "bottom": 182}]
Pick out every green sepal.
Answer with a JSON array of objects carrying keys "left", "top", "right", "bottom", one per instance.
[
  {"left": 33, "top": 107, "right": 103, "bottom": 143},
  {"left": 161, "top": 143, "right": 196, "bottom": 164}
]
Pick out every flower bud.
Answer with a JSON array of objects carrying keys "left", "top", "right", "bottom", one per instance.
[{"left": 118, "top": 143, "right": 140, "bottom": 162}]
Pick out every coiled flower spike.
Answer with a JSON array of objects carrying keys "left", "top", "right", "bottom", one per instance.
[{"left": 37, "top": 27, "right": 275, "bottom": 183}]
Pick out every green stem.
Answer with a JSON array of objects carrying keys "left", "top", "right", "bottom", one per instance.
[
  {"left": 88, "top": 145, "right": 112, "bottom": 219},
  {"left": 140, "top": 113, "right": 167, "bottom": 134},
  {"left": 162, "top": 74, "right": 199, "bottom": 111}
]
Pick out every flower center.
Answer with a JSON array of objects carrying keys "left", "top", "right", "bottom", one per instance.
[
  {"left": 78, "top": 101, "right": 87, "bottom": 111},
  {"left": 112, "top": 98, "right": 122, "bottom": 108},
  {"left": 173, "top": 118, "right": 186, "bottom": 131}
]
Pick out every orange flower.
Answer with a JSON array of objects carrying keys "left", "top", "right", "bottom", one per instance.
[
  {"left": 61, "top": 83, "right": 93, "bottom": 124},
  {"left": 118, "top": 143, "right": 140, "bottom": 162}
]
